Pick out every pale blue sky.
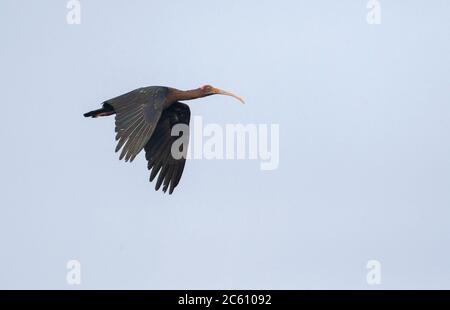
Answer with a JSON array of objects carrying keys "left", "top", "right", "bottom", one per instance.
[{"left": 0, "top": 0, "right": 449, "bottom": 289}]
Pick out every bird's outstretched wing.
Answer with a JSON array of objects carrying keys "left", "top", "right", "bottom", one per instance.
[
  {"left": 144, "top": 102, "right": 191, "bottom": 194},
  {"left": 105, "top": 87, "right": 167, "bottom": 162}
]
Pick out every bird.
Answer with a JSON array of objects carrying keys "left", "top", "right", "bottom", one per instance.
[{"left": 84, "top": 85, "right": 244, "bottom": 194}]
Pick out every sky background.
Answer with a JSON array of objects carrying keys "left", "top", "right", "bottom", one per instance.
[{"left": 0, "top": 0, "right": 449, "bottom": 289}]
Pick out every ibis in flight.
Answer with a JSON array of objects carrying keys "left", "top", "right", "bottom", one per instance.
[{"left": 84, "top": 85, "right": 244, "bottom": 194}]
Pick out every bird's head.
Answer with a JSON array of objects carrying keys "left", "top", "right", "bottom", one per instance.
[{"left": 199, "top": 85, "right": 245, "bottom": 104}]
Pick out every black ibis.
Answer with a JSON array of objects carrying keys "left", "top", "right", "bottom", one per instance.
[{"left": 84, "top": 85, "right": 244, "bottom": 194}]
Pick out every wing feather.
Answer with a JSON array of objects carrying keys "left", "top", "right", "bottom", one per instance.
[
  {"left": 144, "top": 102, "right": 191, "bottom": 194},
  {"left": 105, "top": 87, "right": 167, "bottom": 162}
]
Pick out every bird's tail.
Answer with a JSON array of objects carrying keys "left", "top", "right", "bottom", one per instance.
[{"left": 83, "top": 103, "right": 115, "bottom": 118}]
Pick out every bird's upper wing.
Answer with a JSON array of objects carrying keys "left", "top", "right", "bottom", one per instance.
[
  {"left": 144, "top": 102, "right": 191, "bottom": 194},
  {"left": 105, "top": 87, "right": 167, "bottom": 162}
]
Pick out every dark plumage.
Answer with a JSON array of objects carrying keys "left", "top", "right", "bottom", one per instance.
[{"left": 84, "top": 85, "right": 244, "bottom": 194}]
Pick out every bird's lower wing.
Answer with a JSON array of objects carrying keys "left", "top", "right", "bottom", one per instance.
[
  {"left": 106, "top": 88, "right": 164, "bottom": 162},
  {"left": 144, "top": 102, "right": 191, "bottom": 194}
]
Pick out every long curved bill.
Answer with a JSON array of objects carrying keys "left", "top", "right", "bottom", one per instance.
[{"left": 213, "top": 88, "right": 245, "bottom": 104}]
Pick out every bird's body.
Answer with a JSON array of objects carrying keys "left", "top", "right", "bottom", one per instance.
[{"left": 84, "top": 85, "right": 244, "bottom": 194}]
